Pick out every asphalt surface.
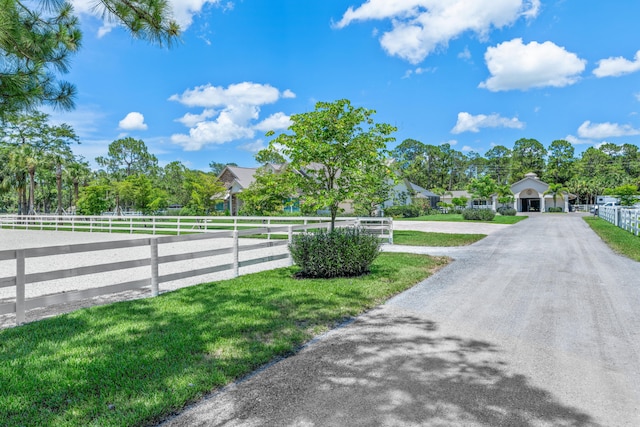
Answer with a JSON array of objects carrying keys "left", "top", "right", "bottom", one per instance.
[{"left": 160, "top": 214, "right": 640, "bottom": 427}]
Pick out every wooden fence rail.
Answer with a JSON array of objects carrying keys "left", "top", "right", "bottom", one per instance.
[{"left": 0, "top": 219, "right": 364, "bottom": 326}]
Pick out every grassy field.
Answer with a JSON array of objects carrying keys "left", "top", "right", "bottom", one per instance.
[
  {"left": 583, "top": 217, "right": 640, "bottom": 261},
  {"left": 0, "top": 252, "right": 448, "bottom": 427},
  {"left": 393, "top": 230, "right": 485, "bottom": 246},
  {"left": 399, "top": 213, "right": 527, "bottom": 224}
]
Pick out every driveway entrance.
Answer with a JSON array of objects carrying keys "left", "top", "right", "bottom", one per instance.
[{"left": 161, "top": 215, "right": 640, "bottom": 426}]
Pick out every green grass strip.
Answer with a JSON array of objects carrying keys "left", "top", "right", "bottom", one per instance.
[
  {"left": 399, "top": 214, "right": 527, "bottom": 224},
  {"left": 0, "top": 252, "right": 447, "bottom": 427},
  {"left": 393, "top": 230, "right": 485, "bottom": 246},
  {"left": 583, "top": 217, "right": 640, "bottom": 261}
]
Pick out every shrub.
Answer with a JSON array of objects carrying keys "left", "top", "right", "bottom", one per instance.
[
  {"left": 497, "top": 207, "right": 517, "bottom": 216},
  {"left": 462, "top": 208, "right": 496, "bottom": 221},
  {"left": 547, "top": 207, "right": 563, "bottom": 213},
  {"left": 383, "top": 205, "right": 421, "bottom": 218},
  {"left": 289, "top": 227, "right": 381, "bottom": 278}
]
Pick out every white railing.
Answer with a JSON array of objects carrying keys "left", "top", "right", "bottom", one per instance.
[
  {"left": 0, "top": 214, "right": 393, "bottom": 242},
  {"left": 598, "top": 207, "right": 640, "bottom": 236},
  {"left": 1, "top": 219, "right": 369, "bottom": 327}
]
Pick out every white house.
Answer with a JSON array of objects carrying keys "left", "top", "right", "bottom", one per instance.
[{"left": 510, "top": 172, "right": 574, "bottom": 212}]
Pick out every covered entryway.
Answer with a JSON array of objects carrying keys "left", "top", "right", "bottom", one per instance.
[{"left": 520, "top": 197, "right": 541, "bottom": 212}]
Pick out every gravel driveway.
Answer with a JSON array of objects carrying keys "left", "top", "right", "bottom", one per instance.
[{"left": 162, "top": 214, "right": 640, "bottom": 426}]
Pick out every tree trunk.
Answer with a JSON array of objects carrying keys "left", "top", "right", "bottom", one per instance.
[
  {"left": 56, "top": 163, "right": 62, "bottom": 215},
  {"left": 28, "top": 168, "right": 36, "bottom": 215}
]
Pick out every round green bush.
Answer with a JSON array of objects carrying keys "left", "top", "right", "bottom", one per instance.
[
  {"left": 289, "top": 226, "right": 381, "bottom": 278},
  {"left": 497, "top": 207, "right": 517, "bottom": 216},
  {"left": 461, "top": 208, "right": 496, "bottom": 221}
]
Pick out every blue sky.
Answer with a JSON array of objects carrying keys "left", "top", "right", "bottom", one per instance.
[{"left": 50, "top": 0, "right": 640, "bottom": 171}]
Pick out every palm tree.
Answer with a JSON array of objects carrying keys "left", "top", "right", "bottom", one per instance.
[{"left": 544, "top": 183, "right": 569, "bottom": 209}]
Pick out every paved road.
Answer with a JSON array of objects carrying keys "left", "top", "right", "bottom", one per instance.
[{"left": 161, "top": 214, "right": 640, "bottom": 427}]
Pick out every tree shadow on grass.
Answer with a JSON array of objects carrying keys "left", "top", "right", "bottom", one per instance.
[{"left": 167, "top": 309, "right": 601, "bottom": 427}]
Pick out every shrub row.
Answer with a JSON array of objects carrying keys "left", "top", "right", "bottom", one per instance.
[
  {"left": 461, "top": 208, "right": 496, "bottom": 221},
  {"left": 547, "top": 207, "right": 563, "bottom": 212},
  {"left": 289, "top": 226, "right": 381, "bottom": 278}
]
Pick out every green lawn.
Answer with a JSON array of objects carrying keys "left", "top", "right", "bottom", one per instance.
[
  {"left": 393, "top": 230, "right": 485, "bottom": 246},
  {"left": 399, "top": 213, "right": 527, "bottom": 224},
  {"left": 0, "top": 252, "right": 447, "bottom": 427},
  {"left": 583, "top": 217, "right": 640, "bottom": 261}
]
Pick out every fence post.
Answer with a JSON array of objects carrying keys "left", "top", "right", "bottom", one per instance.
[
  {"left": 150, "top": 239, "right": 159, "bottom": 297},
  {"left": 233, "top": 230, "right": 239, "bottom": 277},
  {"left": 177, "top": 217, "right": 181, "bottom": 236},
  {"left": 288, "top": 225, "right": 294, "bottom": 266},
  {"left": 16, "top": 250, "right": 25, "bottom": 325},
  {"left": 388, "top": 218, "right": 394, "bottom": 244}
]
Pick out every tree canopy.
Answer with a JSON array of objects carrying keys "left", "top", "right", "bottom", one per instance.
[
  {"left": 259, "top": 99, "right": 396, "bottom": 228},
  {"left": 0, "top": 0, "right": 179, "bottom": 116}
]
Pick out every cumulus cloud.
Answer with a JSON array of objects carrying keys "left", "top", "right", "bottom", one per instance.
[
  {"left": 69, "top": 0, "right": 227, "bottom": 37},
  {"left": 593, "top": 50, "right": 640, "bottom": 78},
  {"left": 254, "top": 112, "right": 292, "bottom": 132},
  {"left": 169, "top": 82, "right": 293, "bottom": 151},
  {"left": 577, "top": 121, "right": 640, "bottom": 139},
  {"left": 451, "top": 112, "right": 524, "bottom": 134},
  {"left": 479, "top": 38, "right": 586, "bottom": 91},
  {"left": 118, "top": 112, "right": 148, "bottom": 130},
  {"left": 335, "top": 0, "right": 540, "bottom": 64}
]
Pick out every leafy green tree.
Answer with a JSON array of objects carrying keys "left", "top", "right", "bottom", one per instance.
[
  {"left": 182, "top": 170, "right": 225, "bottom": 215},
  {"left": 238, "top": 166, "right": 296, "bottom": 215},
  {"left": 609, "top": 184, "right": 639, "bottom": 206},
  {"left": 451, "top": 196, "right": 468, "bottom": 211},
  {"left": 0, "top": 0, "right": 179, "bottom": 116},
  {"left": 254, "top": 150, "right": 286, "bottom": 165},
  {"left": 485, "top": 145, "right": 512, "bottom": 185},
  {"left": 496, "top": 184, "right": 514, "bottom": 208},
  {"left": 158, "top": 161, "right": 190, "bottom": 206},
  {"left": 96, "top": 137, "right": 158, "bottom": 179},
  {"left": 468, "top": 176, "right": 497, "bottom": 204},
  {"left": 543, "top": 183, "right": 568, "bottom": 209},
  {"left": 544, "top": 140, "right": 575, "bottom": 185},
  {"left": 117, "top": 173, "right": 167, "bottom": 214},
  {"left": 260, "top": 99, "right": 396, "bottom": 229},
  {"left": 76, "top": 184, "right": 113, "bottom": 215},
  {"left": 511, "top": 138, "right": 546, "bottom": 181}
]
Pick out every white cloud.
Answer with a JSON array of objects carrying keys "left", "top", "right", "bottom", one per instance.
[
  {"left": 635, "top": 93, "right": 640, "bottom": 102},
  {"left": 458, "top": 46, "right": 472, "bottom": 61},
  {"left": 593, "top": 50, "right": 640, "bottom": 78},
  {"left": 70, "top": 0, "right": 226, "bottom": 37},
  {"left": 169, "top": 82, "right": 281, "bottom": 108},
  {"left": 335, "top": 0, "right": 540, "bottom": 64},
  {"left": 170, "top": 82, "right": 292, "bottom": 150},
  {"left": 175, "top": 109, "right": 217, "bottom": 127},
  {"left": 254, "top": 112, "right": 292, "bottom": 132},
  {"left": 118, "top": 112, "right": 148, "bottom": 130},
  {"left": 565, "top": 135, "right": 592, "bottom": 145},
  {"left": 479, "top": 38, "right": 585, "bottom": 91},
  {"left": 282, "top": 89, "right": 296, "bottom": 99},
  {"left": 577, "top": 121, "right": 640, "bottom": 139},
  {"left": 461, "top": 145, "right": 473, "bottom": 152},
  {"left": 239, "top": 140, "right": 266, "bottom": 153},
  {"left": 451, "top": 112, "right": 524, "bottom": 134}
]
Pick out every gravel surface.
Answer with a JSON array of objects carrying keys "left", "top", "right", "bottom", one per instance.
[
  {"left": 0, "top": 229, "right": 289, "bottom": 328},
  {"left": 393, "top": 219, "right": 511, "bottom": 235},
  {"left": 161, "top": 214, "right": 640, "bottom": 427}
]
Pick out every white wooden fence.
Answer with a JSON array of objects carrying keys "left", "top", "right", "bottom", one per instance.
[
  {"left": 0, "top": 214, "right": 393, "bottom": 242},
  {"left": 1, "top": 219, "right": 378, "bottom": 326},
  {"left": 598, "top": 206, "right": 640, "bottom": 236}
]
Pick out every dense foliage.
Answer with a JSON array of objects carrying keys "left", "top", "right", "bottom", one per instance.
[
  {"left": 392, "top": 138, "right": 640, "bottom": 204},
  {"left": 289, "top": 227, "right": 381, "bottom": 278}
]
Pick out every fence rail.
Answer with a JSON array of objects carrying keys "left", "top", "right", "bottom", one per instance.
[
  {"left": 598, "top": 206, "right": 640, "bottom": 236},
  {"left": 0, "top": 216, "right": 393, "bottom": 327},
  {"left": 0, "top": 214, "right": 393, "bottom": 242}
]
